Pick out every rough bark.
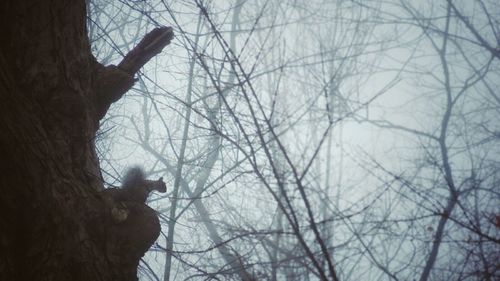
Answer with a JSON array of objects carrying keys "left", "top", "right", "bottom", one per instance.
[{"left": 0, "top": 1, "right": 173, "bottom": 281}]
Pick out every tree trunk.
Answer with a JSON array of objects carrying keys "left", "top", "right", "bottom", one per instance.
[{"left": 0, "top": 1, "right": 172, "bottom": 280}]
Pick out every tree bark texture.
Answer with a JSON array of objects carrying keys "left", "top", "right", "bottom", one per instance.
[{"left": 0, "top": 1, "right": 173, "bottom": 280}]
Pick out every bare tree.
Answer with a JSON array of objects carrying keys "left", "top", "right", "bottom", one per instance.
[
  {"left": 0, "top": 1, "right": 173, "bottom": 280},
  {"left": 59, "top": 0, "right": 500, "bottom": 280}
]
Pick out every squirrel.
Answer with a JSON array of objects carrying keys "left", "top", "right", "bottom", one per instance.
[{"left": 103, "top": 167, "right": 167, "bottom": 204}]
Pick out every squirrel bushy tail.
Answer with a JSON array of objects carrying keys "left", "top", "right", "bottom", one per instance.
[{"left": 122, "top": 166, "right": 146, "bottom": 189}]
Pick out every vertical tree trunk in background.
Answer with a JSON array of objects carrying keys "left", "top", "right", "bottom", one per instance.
[
  {"left": 162, "top": 15, "right": 202, "bottom": 281},
  {"left": 0, "top": 1, "right": 172, "bottom": 280}
]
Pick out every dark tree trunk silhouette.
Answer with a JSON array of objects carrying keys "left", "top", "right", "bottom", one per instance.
[{"left": 0, "top": 1, "right": 172, "bottom": 280}]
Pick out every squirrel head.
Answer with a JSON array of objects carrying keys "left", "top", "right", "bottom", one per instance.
[{"left": 153, "top": 177, "right": 167, "bottom": 193}]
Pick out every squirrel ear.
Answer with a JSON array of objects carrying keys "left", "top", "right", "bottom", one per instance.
[{"left": 159, "top": 177, "right": 164, "bottom": 181}]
